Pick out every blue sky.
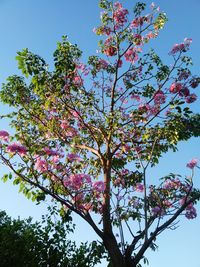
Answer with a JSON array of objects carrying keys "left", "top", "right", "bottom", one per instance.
[{"left": 0, "top": 1, "right": 200, "bottom": 266}]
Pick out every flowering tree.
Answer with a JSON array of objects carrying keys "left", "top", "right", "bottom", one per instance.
[{"left": 0, "top": 1, "right": 200, "bottom": 266}]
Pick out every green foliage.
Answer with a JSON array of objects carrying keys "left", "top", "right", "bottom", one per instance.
[
  {"left": 133, "top": 2, "right": 146, "bottom": 16},
  {"left": 53, "top": 36, "right": 82, "bottom": 76},
  {"left": 16, "top": 48, "right": 47, "bottom": 78},
  {"left": 0, "top": 75, "right": 29, "bottom": 107},
  {"left": 154, "top": 13, "right": 168, "bottom": 30},
  {"left": 99, "top": 0, "right": 111, "bottom": 10},
  {"left": 0, "top": 208, "right": 106, "bottom": 267}
]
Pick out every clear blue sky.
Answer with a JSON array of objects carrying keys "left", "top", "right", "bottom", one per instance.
[{"left": 0, "top": 1, "right": 199, "bottom": 266}]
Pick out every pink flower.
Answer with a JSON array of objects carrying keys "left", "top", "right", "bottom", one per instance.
[
  {"left": 185, "top": 93, "right": 197, "bottom": 103},
  {"left": 169, "top": 38, "right": 192, "bottom": 55},
  {"left": 51, "top": 155, "right": 60, "bottom": 163},
  {"left": 67, "top": 153, "right": 82, "bottom": 162},
  {"left": 120, "top": 96, "right": 128, "bottom": 104},
  {"left": 73, "top": 76, "right": 83, "bottom": 86},
  {"left": 35, "top": 157, "right": 48, "bottom": 172},
  {"left": 138, "top": 103, "right": 150, "bottom": 113},
  {"left": 130, "top": 94, "right": 141, "bottom": 101},
  {"left": 96, "top": 59, "right": 109, "bottom": 71},
  {"left": 154, "top": 90, "right": 166, "bottom": 105},
  {"left": 113, "top": 177, "right": 125, "bottom": 187},
  {"left": 135, "top": 183, "right": 144, "bottom": 192},
  {"left": 44, "top": 147, "right": 59, "bottom": 156},
  {"left": 69, "top": 173, "right": 91, "bottom": 190},
  {"left": 152, "top": 206, "right": 165, "bottom": 216},
  {"left": 131, "top": 17, "right": 144, "bottom": 28},
  {"left": 60, "top": 120, "right": 69, "bottom": 129},
  {"left": 65, "top": 127, "right": 78, "bottom": 138},
  {"left": 124, "top": 48, "right": 139, "bottom": 63},
  {"left": 178, "top": 70, "right": 191, "bottom": 81},
  {"left": 146, "top": 31, "right": 157, "bottom": 40},
  {"left": 163, "top": 200, "right": 172, "bottom": 208},
  {"left": 179, "top": 87, "right": 190, "bottom": 97},
  {"left": 71, "top": 110, "right": 80, "bottom": 119},
  {"left": 133, "top": 34, "right": 142, "bottom": 45},
  {"left": 185, "top": 205, "right": 197, "bottom": 219},
  {"left": 148, "top": 105, "right": 160, "bottom": 116},
  {"left": 186, "top": 158, "right": 198, "bottom": 169},
  {"left": 76, "top": 63, "right": 90, "bottom": 76},
  {"left": 70, "top": 174, "right": 82, "bottom": 189},
  {"left": 113, "top": 2, "right": 129, "bottom": 28},
  {"left": 60, "top": 121, "right": 78, "bottom": 137},
  {"left": 104, "top": 46, "right": 117, "bottom": 57},
  {"left": 6, "top": 142, "right": 27, "bottom": 156},
  {"left": 190, "top": 77, "right": 200, "bottom": 88},
  {"left": 169, "top": 83, "right": 182, "bottom": 93},
  {"left": 93, "top": 181, "right": 105, "bottom": 193},
  {"left": 163, "top": 178, "right": 181, "bottom": 190},
  {"left": 0, "top": 130, "right": 9, "bottom": 142},
  {"left": 184, "top": 37, "right": 193, "bottom": 45}
]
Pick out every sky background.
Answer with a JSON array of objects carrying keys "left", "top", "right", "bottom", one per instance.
[{"left": 0, "top": 0, "right": 200, "bottom": 266}]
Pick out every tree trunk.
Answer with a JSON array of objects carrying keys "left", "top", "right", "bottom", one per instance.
[{"left": 103, "top": 234, "right": 137, "bottom": 267}]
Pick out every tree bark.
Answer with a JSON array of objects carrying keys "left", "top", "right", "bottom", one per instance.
[{"left": 103, "top": 234, "right": 137, "bottom": 267}]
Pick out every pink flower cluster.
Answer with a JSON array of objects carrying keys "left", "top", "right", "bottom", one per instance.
[
  {"left": 135, "top": 183, "right": 144, "bottom": 192},
  {"left": 131, "top": 17, "right": 145, "bottom": 28},
  {"left": 185, "top": 93, "right": 197, "bottom": 103},
  {"left": 169, "top": 82, "right": 182, "bottom": 94},
  {"left": 103, "top": 37, "right": 117, "bottom": 57},
  {"left": 92, "top": 181, "right": 105, "bottom": 193},
  {"left": 96, "top": 59, "right": 109, "bottom": 70},
  {"left": 0, "top": 130, "right": 9, "bottom": 142},
  {"left": 63, "top": 173, "right": 91, "bottom": 190},
  {"left": 60, "top": 120, "right": 78, "bottom": 137},
  {"left": 151, "top": 206, "right": 165, "bottom": 216},
  {"left": 190, "top": 77, "right": 200, "bottom": 88},
  {"left": 182, "top": 202, "right": 197, "bottom": 219},
  {"left": 185, "top": 205, "right": 197, "bottom": 219},
  {"left": 113, "top": 169, "right": 129, "bottom": 187},
  {"left": 163, "top": 178, "right": 181, "bottom": 190},
  {"left": 67, "top": 153, "right": 82, "bottom": 162},
  {"left": 138, "top": 103, "right": 160, "bottom": 117},
  {"left": 73, "top": 76, "right": 83, "bottom": 87},
  {"left": 179, "top": 198, "right": 197, "bottom": 219},
  {"left": 35, "top": 157, "right": 48, "bottom": 172},
  {"left": 154, "top": 90, "right": 166, "bottom": 105},
  {"left": 132, "top": 34, "right": 143, "bottom": 45},
  {"left": 186, "top": 158, "right": 198, "bottom": 169},
  {"left": 169, "top": 38, "right": 192, "bottom": 55},
  {"left": 6, "top": 142, "right": 27, "bottom": 156},
  {"left": 169, "top": 83, "right": 197, "bottom": 103},
  {"left": 178, "top": 70, "right": 191, "bottom": 81},
  {"left": 76, "top": 63, "right": 90, "bottom": 76},
  {"left": 43, "top": 147, "right": 60, "bottom": 156},
  {"left": 113, "top": 177, "right": 125, "bottom": 187},
  {"left": 178, "top": 86, "right": 190, "bottom": 97},
  {"left": 124, "top": 48, "right": 139, "bottom": 63},
  {"left": 34, "top": 146, "right": 64, "bottom": 173},
  {"left": 113, "top": 2, "right": 129, "bottom": 29}
]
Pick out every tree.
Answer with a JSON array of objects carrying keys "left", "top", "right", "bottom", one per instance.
[
  {"left": 0, "top": 207, "right": 105, "bottom": 267},
  {"left": 0, "top": 1, "right": 200, "bottom": 266}
]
